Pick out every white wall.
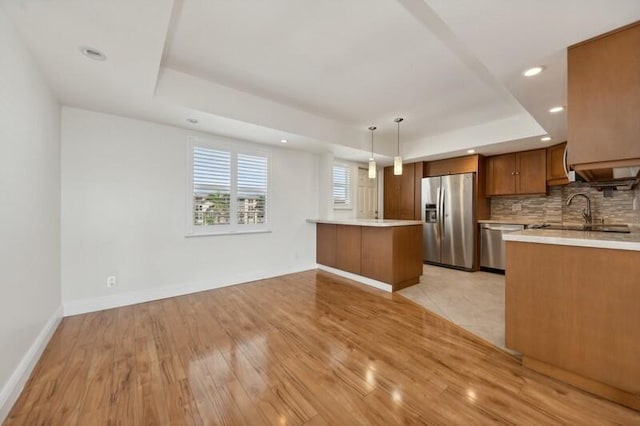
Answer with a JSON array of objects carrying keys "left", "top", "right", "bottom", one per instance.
[
  {"left": 318, "top": 154, "right": 382, "bottom": 220},
  {"left": 61, "top": 108, "right": 319, "bottom": 312},
  {"left": 0, "top": 8, "right": 62, "bottom": 419}
]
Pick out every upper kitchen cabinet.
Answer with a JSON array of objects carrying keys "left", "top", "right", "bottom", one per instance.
[
  {"left": 486, "top": 149, "right": 546, "bottom": 196},
  {"left": 383, "top": 162, "right": 422, "bottom": 220},
  {"left": 547, "top": 142, "right": 569, "bottom": 186},
  {"left": 567, "top": 21, "right": 640, "bottom": 180},
  {"left": 424, "top": 155, "right": 478, "bottom": 177}
]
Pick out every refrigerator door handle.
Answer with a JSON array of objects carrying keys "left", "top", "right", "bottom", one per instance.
[
  {"left": 440, "top": 187, "right": 446, "bottom": 237},
  {"left": 435, "top": 187, "right": 441, "bottom": 241}
]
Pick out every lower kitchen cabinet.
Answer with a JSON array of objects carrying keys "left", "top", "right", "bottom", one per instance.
[
  {"left": 316, "top": 223, "right": 337, "bottom": 267},
  {"left": 506, "top": 240, "right": 640, "bottom": 410},
  {"left": 314, "top": 222, "right": 423, "bottom": 291},
  {"left": 335, "top": 225, "right": 361, "bottom": 274}
]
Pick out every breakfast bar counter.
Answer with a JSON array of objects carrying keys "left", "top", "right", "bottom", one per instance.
[{"left": 307, "top": 219, "right": 423, "bottom": 292}]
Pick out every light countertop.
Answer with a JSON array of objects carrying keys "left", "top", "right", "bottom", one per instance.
[
  {"left": 478, "top": 219, "right": 546, "bottom": 225},
  {"left": 307, "top": 218, "right": 422, "bottom": 227},
  {"left": 503, "top": 228, "right": 640, "bottom": 251}
]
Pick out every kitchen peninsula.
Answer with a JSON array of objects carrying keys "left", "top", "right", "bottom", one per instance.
[
  {"left": 504, "top": 228, "right": 640, "bottom": 410},
  {"left": 307, "top": 219, "right": 423, "bottom": 292}
]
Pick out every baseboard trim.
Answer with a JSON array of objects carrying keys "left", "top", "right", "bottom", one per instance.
[
  {"left": 317, "top": 265, "right": 393, "bottom": 293},
  {"left": 63, "top": 265, "right": 318, "bottom": 316},
  {"left": 0, "top": 305, "right": 63, "bottom": 423}
]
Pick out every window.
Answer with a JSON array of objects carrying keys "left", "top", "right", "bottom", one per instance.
[
  {"left": 237, "top": 153, "right": 268, "bottom": 225},
  {"left": 332, "top": 163, "right": 352, "bottom": 208},
  {"left": 189, "top": 139, "right": 269, "bottom": 235}
]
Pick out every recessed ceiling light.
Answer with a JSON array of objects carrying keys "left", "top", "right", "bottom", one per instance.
[
  {"left": 541, "top": 136, "right": 552, "bottom": 142},
  {"left": 186, "top": 118, "right": 198, "bottom": 124},
  {"left": 549, "top": 106, "right": 565, "bottom": 113},
  {"left": 522, "top": 66, "right": 545, "bottom": 77},
  {"left": 79, "top": 46, "right": 107, "bottom": 61},
  {"left": 467, "top": 149, "right": 475, "bottom": 154},
  {"left": 280, "top": 139, "right": 288, "bottom": 143}
]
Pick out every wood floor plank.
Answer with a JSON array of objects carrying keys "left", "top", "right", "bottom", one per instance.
[
  {"left": 134, "top": 336, "right": 171, "bottom": 426},
  {"left": 5, "top": 269, "right": 640, "bottom": 425}
]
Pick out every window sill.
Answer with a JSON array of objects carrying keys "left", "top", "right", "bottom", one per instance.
[{"left": 185, "top": 229, "right": 272, "bottom": 238}]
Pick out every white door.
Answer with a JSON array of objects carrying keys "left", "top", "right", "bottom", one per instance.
[{"left": 357, "top": 168, "right": 377, "bottom": 219}]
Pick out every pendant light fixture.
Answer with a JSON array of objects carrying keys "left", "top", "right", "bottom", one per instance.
[
  {"left": 394, "top": 117, "right": 404, "bottom": 175},
  {"left": 368, "top": 126, "right": 377, "bottom": 179}
]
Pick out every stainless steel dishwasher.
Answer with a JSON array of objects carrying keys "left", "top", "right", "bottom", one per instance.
[{"left": 480, "top": 223, "right": 525, "bottom": 271}]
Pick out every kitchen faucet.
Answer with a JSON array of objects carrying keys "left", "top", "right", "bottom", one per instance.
[{"left": 566, "top": 193, "right": 593, "bottom": 224}]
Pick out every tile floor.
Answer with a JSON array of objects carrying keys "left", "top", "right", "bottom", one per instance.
[{"left": 399, "top": 264, "right": 513, "bottom": 351}]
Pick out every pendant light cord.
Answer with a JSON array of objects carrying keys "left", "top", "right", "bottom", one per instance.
[
  {"left": 394, "top": 117, "right": 403, "bottom": 156},
  {"left": 368, "top": 126, "right": 376, "bottom": 159}
]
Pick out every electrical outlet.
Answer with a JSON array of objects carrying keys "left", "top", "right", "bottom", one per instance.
[
  {"left": 512, "top": 203, "right": 522, "bottom": 212},
  {"left": 106, "top": 275, "right": 117, "bottom": 288}
]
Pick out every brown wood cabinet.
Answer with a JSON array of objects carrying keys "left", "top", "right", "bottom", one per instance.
[
  {"left": 506, "top": 240, "right": 640, "bottom": 410},
  {"left": 567, "top": 21, "right": 640, "bottom": 179},
  {"left": 486, "top": 149, "right": 546, "bottom": 196},
  {"left": 546, "top": 142, "right": 569, "bottom": 186},
  {"left": 361, "top": 226, "right": 423, "bottom": 290},
  {"left": 316, "top": 223, "right": 337, "bottom": 268},
  {"left": 383, "top": 162, "right": 421, "bottom": 220},
  {"left": 335, "top": 225, "right": 361, "bottom": 274},
  {"left": 424, "top": 155, "right": 478, "bottom": 177},
  {"left": 317, "top": 224, "right": 362, "bottom": 275},
  {"left": 315, "top": 223, "right": 423, "bottom": 291},
  {"left": 383, "top": 166, "right": 398, "bottom": 219}
]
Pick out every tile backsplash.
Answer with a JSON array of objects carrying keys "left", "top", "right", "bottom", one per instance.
[{"left": 491, "top": 183, "right": 640, "bottom": 225}]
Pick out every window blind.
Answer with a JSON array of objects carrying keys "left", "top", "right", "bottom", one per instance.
[
  {"left": 193, "top": 147, "right": 231, "bottom": 225},
  {"left": 237, "top": 153, "right": 268, "bottom": 224},
  {"left": 332, "top": 164, "right": 351, "bottom": 206}
]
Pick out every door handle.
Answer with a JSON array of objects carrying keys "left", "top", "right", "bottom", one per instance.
[
  {"left": 440, "top": 187, "right": 445, "bottom": 237},
  {"left": 435, "top": 187, "right": 441, "bottom": 240},
  {"left": 562, "top": 144, "right": 570, "bottom": 178}
]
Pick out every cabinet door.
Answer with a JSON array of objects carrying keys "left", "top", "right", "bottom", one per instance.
[
  {"left": 335, "top": 225, "right": 361, "bottom": 274},
  {"left": 414, "top": 162, "right": 423, "bottom": 220},
  {"left": 547, "top": 143, "right": 569, "bottom": 186},
  {"left": 568, "top": 23, "right": 640, "bottom": 166},
  {"left": 316, "top": 224, "right": 336, "bottom": 267},
  {"left": 486, "top": 154, "right": 516, "bottom": 196},
  {"left": 383, "top": 166, "right": 398, "bottom": 219},
  {"left": 398, "top": 163, "right": 415, "bottom": 220},
  {"left": 516, "top": 149, "right": 547, "bottom": 194},
  {"left": 425, "top": 155, "right": 478, "bottom": 177}
]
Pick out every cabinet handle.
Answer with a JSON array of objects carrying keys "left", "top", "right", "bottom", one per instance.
[{"left": 515, "top": 171, "right": 520, "bottom": 175}]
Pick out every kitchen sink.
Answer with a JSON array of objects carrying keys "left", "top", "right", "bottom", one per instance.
[{"left": 528, "top": 223, "right": 631, "bottom": 233}]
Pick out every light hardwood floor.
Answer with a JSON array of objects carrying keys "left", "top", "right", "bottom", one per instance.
[{"left": 4, "top": 270, "right": 640, "bottom": 425}]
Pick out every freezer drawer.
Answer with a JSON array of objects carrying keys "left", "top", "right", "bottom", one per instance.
[{"left": 480, "top": 224, "right": 524, "bottom": 270}]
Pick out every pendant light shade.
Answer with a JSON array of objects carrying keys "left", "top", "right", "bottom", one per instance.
[
  {"left": 393, "top": 156, "right": 403, "bottom": 175},
  {"left": 368, "top": 126, "right": 377, "bottom": 179},
  {"left": 394, "top": 117, "right": 404, "bottom": 175}
]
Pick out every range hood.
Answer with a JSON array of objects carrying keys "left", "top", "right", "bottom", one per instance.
[{"left": 584, "top": 166, "right": 639, "bottom": 191}]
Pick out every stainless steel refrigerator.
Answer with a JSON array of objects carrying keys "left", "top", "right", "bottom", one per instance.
[{"left": 421, "top": 173, "right": 475, "bottom": 270}]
